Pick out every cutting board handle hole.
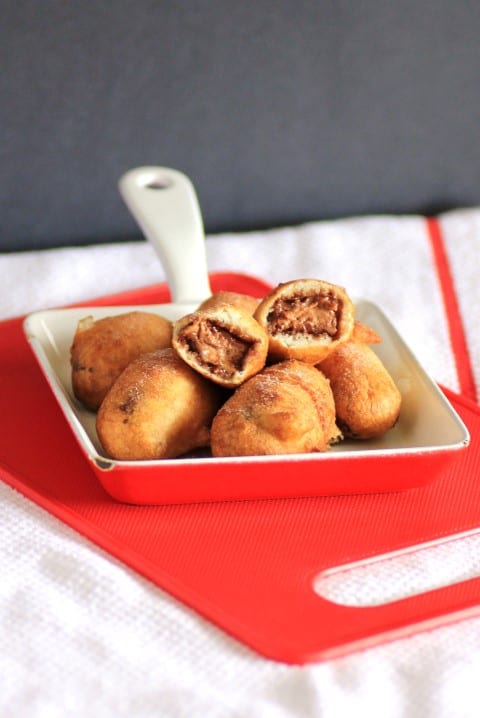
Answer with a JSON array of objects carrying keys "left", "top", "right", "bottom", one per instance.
[{"left": 313, "top": 529, "right": 480, "bottom": 606}]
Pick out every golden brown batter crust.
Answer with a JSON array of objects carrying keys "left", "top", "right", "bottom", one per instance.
[
  {"left": 197, "top": 291, "right": 260, "bottom": 315},
  {"left": 96, "top": 348, "right": 223, "bottom": 460},
  {"left": 352, "top": 321, "right": 382, "bottom": 344},
  {"left": 210, "top": 360, "right": 341, "bottom": 456},
  {"left": 71, "top": 311, "right": 172, "bottom": 411},
  {"left": 318, "top": 340, "right": 402, "bottom": 439}
]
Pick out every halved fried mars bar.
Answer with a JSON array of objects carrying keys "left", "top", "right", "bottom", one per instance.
[
  {"left": 254, "top": 278, "right": 355, "bottom": 363},
  {"left": 172, "top": 304, "right": 269, "bottom": 388}
]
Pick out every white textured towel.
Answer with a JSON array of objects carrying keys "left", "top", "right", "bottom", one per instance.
[{"left": 1, "top": 208, "right": 480, "bottom": 717}]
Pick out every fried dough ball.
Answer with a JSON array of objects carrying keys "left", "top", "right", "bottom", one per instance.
[
  {"left": 210, "top": 360, "right": 341, "bottom": 457},
  {"left": 254, "top": 279, "right": 355, "bottom": 363},
  {"left": 71, "top": 311, "right": 172, "bottom": 411},
  {"left": 96, "top": 348, "right": 223, "bottom": 460},
  {"left": 318, "top": 341, "right": 402, "bottom": 439},
  {"left": 172, "top": 304, "right": 268, "bottom": 388},
  {"left": 197, "top": 291, "right": 260, "bottom": 315}
]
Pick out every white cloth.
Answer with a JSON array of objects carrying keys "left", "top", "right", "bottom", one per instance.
[{"left": 1, "top": 209, "right": 480, "bottom": 717}]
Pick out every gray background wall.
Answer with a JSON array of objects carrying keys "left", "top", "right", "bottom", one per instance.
[{"left": 2, "top": 1, "right": 480, "bottom": 251}]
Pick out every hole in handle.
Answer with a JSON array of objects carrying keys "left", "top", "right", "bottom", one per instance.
[
  {"left": 313, "top": 529, "right": 480, "bottom": 606},
  {"left": 145, "top": 177, "right": 173, "bottom": 190}
]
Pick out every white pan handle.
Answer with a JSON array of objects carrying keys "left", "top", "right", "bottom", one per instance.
[{"left": 119, "top": 166, "right": 212, "bottom": 304}]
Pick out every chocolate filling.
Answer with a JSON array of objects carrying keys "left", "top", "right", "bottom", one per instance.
[
  {"left": 181, "top": 320, "right": 253, "bottom": 378},
  {"left": 267, "top": 292, "right": 341, "bottom": 338}
]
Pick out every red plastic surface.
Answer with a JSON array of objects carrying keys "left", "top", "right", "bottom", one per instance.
[{"left": 2, "top": 274, "right": 480, "bottom": 664}]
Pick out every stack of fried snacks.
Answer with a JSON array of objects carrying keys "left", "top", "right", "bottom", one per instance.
[{"left": 70, "top": 281, "right": 402, "bottom": 460}]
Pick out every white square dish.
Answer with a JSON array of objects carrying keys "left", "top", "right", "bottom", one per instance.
[{"left": 23, "top": 298, "right": 470, "bottom": 505}]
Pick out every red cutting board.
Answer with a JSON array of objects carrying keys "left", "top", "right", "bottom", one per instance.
[{"left": 1, "top": 273, "right": 480, "bottom": 665}]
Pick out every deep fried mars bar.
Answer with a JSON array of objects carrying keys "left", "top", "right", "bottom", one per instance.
[
  {"left": 254, "top": 279, "right": 355, "bottom": 363},
  {"left": 210, "top": 360, "right": 341, "bottom": 457},
  {"left": 71, "top": 311, "right": 172, "bottom": 411},
  {"left": 172, "top": 304, "right": 268, "bottom": 388},
  {"left": 96, "top": 348, "right": 222, "bottom": 460},
  {"left": 319, "top": 340, "right": 402, "bottom": 439}
]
